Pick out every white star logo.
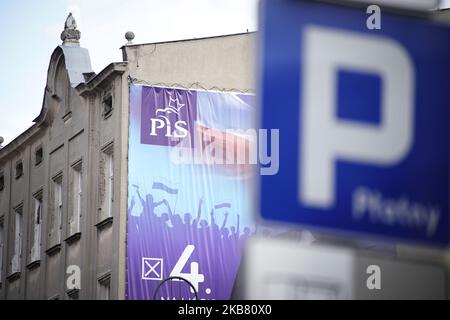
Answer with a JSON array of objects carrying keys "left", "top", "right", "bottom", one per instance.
[{"left": 156, "top": 93, "right": 185, "bottom": 116}]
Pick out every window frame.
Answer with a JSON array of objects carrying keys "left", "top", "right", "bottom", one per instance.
[
  {"left": 107, "top": 153, "right": 114, "bottom": 218},
  {"left": 102, "top": 90, "right": 113, "bottom": 119},
  {"left": 99, "top": 143, "right": 114, "bottom": 221},
  {"left": 15, "top": 161, "right": 23, "bottom": 180},
  {"left": 11, "top": 204, "right": 23, "bottom": 275},
  {"left": 50, "top": 174, "right": 63, "bottom": 246},
  {"left": 35, "top": 146, "right": 43, "bottom": 166},
  {"left": 0, "top": 172, "right": 4, "bottom": 191},
  {"left": 0, "top": 217, "right": 4, "bottom": 283},
  {"left": 69, "top": 161, "right": 83, "bottom": 236},
  {"left": 56, "top": 181, "right": 62, "bottom": 242},
  {"left": 98, "top": 272, "right": 111, "bottom": 300},
  {"left": 30, "top": 190, "right": 43, "bottom": 264}
]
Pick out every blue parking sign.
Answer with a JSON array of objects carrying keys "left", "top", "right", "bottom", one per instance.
[{"left": 259, "top": 0, "right": 450, "bottom": 246}]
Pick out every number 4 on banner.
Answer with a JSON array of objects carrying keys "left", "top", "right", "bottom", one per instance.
[{"left": 170, "top": 245, "right": 205, "bottom": 293}]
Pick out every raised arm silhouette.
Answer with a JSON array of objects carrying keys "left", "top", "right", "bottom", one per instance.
[
  {"left": 221, "top": 211, "right": 229, "bottom": 232},
  {"left": 193, "top": 197, "right": 203, "bottom": 227}
]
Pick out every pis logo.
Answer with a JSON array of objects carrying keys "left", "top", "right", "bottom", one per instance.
[
  {"left": 141, "top": 88, "right": 197, "bottom": 147},
  {"left": 150, "top": 93, "right": 189, "bottom": 139}
]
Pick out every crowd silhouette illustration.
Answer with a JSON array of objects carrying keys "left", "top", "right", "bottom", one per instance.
[{"left": 127, "top": 183, "right": 267, "bottom": 300}]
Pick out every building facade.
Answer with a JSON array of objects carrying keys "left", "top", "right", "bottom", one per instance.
[{"left": 0, "top": 14, "right": 255, "bottom": 300}]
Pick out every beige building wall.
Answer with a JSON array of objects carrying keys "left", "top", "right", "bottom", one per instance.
[{"left": 123, "top": 33, "right": 256, "bottom": 91}]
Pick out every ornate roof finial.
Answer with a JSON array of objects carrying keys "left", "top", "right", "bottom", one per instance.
[
  {"left": 61, "top": 13, "right": 81, "bottom": 45},
  {"left": 125, "top": 31, "right": 135, "bottom": 45}
]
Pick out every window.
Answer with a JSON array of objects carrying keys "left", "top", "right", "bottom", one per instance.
[
  {"left": 0, "top": 219, "right": 4, "bottom": 282},
  {"left": 55, "top": 179, "right": 62, "bottom": 243},
  {"left": 30, "top": 192, "right": 43, "bottom": 263},
  {"left": 69, "top": 162, "right": 82, "bottom": 236},
  {"left": 99, "top": 145, "right": 114, "bottom": 220},
  {"left": 98, "top": 275, "right": 111, "bottom": 300},
  {"left": 103, "top": 93, "right": 113, "bottom": 118},
  {"left": 107, "top": 153, "right": 114, "bottom": 218},
  {"left": 11, "top": 205, "right": 23, "bottom": 274},
  {"left": 102, "top": 282, "right": 111, "bottom": 300},
  {"left": 0, "top": 173, "right": 4, "bottom": 191},
  {"left": 15, "top": 161, "right": 23, "bottom": 179},
  {"left": 35, "top": 146, "right": 43, "bottom": 166},
  {"left": 49, "top": 176, "right": 63, "bottom": 246}
]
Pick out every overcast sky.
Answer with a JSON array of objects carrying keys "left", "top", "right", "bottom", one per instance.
[
  {"left": 0, "top": 0, "right": 449, "bottom": 146},
  {"left": 0, "top": 0, "right": 259, "bottom": 146}
]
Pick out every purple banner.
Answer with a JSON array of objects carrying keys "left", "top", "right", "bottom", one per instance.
[{"left": 126, "top": 85, "right": 257, "bottom": 300}]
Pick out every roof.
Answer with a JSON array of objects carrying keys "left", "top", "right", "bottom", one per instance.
[
  {"left": 76, "top": 62, "right": 127, "bottom": 95},
  {"left": 59, "top": 44, "right": 94, "bottom": 87},
  {"left": 120, "top": 31, "right": 256, "bottom": 49}
]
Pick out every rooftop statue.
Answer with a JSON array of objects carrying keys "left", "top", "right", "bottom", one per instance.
[
  {"left": 61, "top": 12, "right": 81, "bottom": 44},
  {"left": 65, "top": 13, "right": 77, "bottom": 30}
]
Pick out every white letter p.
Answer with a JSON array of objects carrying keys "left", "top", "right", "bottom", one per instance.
[{"left": 300, "top": 26, "right": 414, "bottom": 208}]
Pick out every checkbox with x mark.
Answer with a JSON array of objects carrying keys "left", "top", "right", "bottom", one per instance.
[{"left": 142, "top": 257, "right": 164, "bottom": 281}]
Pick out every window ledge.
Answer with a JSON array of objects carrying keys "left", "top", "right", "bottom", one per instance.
[
  {"left": 7, "top": 271, "right": 21, "bottom": 282},
  {"left": 62, "top": 111, "right": 72, "bottom": 123},
  {"left": 65, "top": 232, "right": 81, "bottom": 244},
  {"left": 103, "top": 110, "right": 113, "bottom": 120},
  {"left": 46, "top": 244, "right": 61, "bottom": 256},
  {"left": 67, "top": 288, "right": 80, "bottom": 296},
  {"left": 95, "top": 216, "right": 113, "bottom": 229},
  {"left": 26, "top": 260, "right": 41, "bottom": 270},
  {"left": 97, "top": 270, "right": 111, "bottom": 284}
]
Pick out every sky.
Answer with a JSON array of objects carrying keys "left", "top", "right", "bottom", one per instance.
[
  {"left": 0, "top": 0, "right": 449, "bottom": 146},
  {"left": 0, "top": 0, "right": 259, "bottom": 146}
]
